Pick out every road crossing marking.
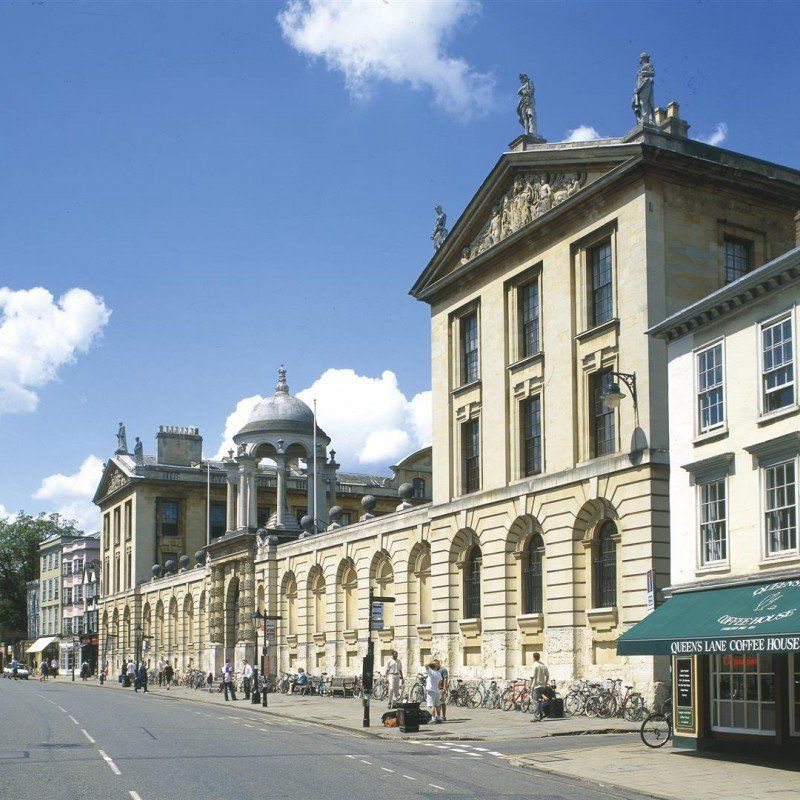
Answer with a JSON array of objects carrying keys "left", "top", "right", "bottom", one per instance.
[
  {"left": 429, "top": 784, "right": 446, "bottom": 791},
  {"left": 381, "top": 767, "right": 394, "bottom": 773},
  {"left": 82, "top": 729, "right": 95, "bottom": 744},
  {"left": 69, "top": 715, "right": 79, "bottom": 725},
  {"left": 98, "top": 749, "right": 121, "bottom": 775},
  {"left": 57, "top": 706, "right": 66, "bottom": 713},
  {"left": 402, "top": 775, "right": 416, "bottom": 780},
  {"left": 129, "top": 792, "right": 143, "bottom": 800}
]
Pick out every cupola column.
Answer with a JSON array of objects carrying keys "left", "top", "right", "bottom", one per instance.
[
  {"left": 224, "top": 460, "right": 238, "bottom": 531},
  {"left": 247, "top": 466, "right": 258, "bottom": 529},
  {"left": 236, "top": 460, "right": 248, "bottom": 529},
  {"left": 274, "top": 454, "right": 287, "bottom": 528}
]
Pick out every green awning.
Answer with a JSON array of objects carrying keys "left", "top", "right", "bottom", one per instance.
[{"left": 617, "top": 579, "right": 800, "bottom": 656}]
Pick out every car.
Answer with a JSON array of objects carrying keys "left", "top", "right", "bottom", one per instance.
[{"left": 3, "top": 664, "right": 30, "bottom": 679}]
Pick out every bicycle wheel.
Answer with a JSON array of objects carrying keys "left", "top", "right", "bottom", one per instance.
[
  {"left": 640, "top": 713, "right": 672, "bottom": 748},
  {"left": 466, "top": 687, "right": 483, "bottom": 709},
  {"left": 519, "top": 692, "right": 531, "bottom": 714},
  {"left": 501, "top": 688, "right": 516, "bottom": 711},
  {"left": 598, "top": 692, "right": 617, "bottom": 719},
  {"left": 585, "top": 695, "right": 600, "bottom": 717},
  {"left": 624, "top": 694, "right": 645, "bottom": 721},
  {"left": 410, "top": 684, "right": 425, "bottom": 704},
  {"left": 564, "top": 692, "right": 583, "bottom": 717}
]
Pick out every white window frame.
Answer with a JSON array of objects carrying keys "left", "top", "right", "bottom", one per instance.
[
  {"left": 697, "top": 478, "right": 728, "bottom": 567},
  {"left": 758, "top": 310, "right": 796, "bottom": 418},
  {"left": 761, "top": 456, "right": 799, "bottom": 559},
  {"left": 709, "top": 652, "right": 776, "bottom": 736},
  {"left": 695, "top": 340, "right": 726, "bottom": 435}
]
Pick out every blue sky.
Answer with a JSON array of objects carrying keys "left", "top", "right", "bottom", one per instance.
[{"left": 2, "top": 0, "right": 799, "bottom": 528}]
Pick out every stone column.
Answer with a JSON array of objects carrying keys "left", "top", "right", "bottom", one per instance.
[
  {"left": 208, "top": 565, "right": 224, "bottom": 645},
  {"left": 316, "top": 447, "right": 328, "bottom": 528},
  {"left": 274, "top": 454, "right": 287, "bottom": 528},
  {"left": 225, "top": 467, "right": 237, "bottom": 531},
  {"left": 240, "top": 557, "right": 255, "bottom": 643},
  {"left": 306, "top": 458, "right": 315, "bottom": 526},
  {"left": 247, "top": 470, "right": 258, "bottom": 530},
  {"left": 237, "top": 464, "right": 247, "bottom": 530}
]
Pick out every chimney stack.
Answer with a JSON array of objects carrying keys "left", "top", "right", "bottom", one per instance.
[{"left": 156, "top": 426, "right": 202, "bottom": 466}]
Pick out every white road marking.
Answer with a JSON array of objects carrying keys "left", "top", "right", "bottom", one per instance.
[
  {"left": 449, "top": 747, "right": 468, "bottom": 753},
  {"left": 433, "top": 745, "right": 449, "bottom": 749},
  {"left": 360, "top": 760, "right": 372, "bottom": 765},
  {"left": 345, "top": 755, "right": 356, "bottom": 759},
  {"left": 488, "top": 751, "right": 505, "bottom": 756},
  {"left": 465, "top": 752, "right": 482, "bottom": 757},
  {"left": 98, "top": 749, "right": 121, "bottom": 775},
  {"left": 69, "top": 715, "right": 79, "bottom": 725},
  {"left": 402, "top": 775, "right": 416, "bottom": 781},
  {"left": 429, "top": 784, "right": 446, "bottom": 790},
  {"left": 129, "top": 792, "right": 143, "bottom": 800},
  {"left": 472, "top": 747, "right": 488, "bottom": 751},
  {"left": 82, "top": 730, "right": 95, "bottom": 744},
  {"left": 381, "top": 767, "right": 394, "bottom": 773},
  {"left": 57, "top": 706, "right": 67, "bottom": 712}
]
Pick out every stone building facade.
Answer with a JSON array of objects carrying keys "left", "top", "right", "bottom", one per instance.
[{"left": 96, "top": 104, "right": 800, "bottom": 694}]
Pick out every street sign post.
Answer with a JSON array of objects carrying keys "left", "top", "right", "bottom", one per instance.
[{"left": 362, "top": 589, "right": 395, "bottom": 728}]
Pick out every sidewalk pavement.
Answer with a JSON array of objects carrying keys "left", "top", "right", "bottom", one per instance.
[
  {"left": 76, "top": 677, "right": 638, "bottom": 741},
  {"left": 509, "top": 741, "right": 800, "bottom": 800}
]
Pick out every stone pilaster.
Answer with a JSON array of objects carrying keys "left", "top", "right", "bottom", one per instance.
[{"left": 208, "top": 565, "right": 224, "bottom": 645}]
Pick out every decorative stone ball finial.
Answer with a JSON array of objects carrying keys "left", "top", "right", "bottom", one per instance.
[
  {"left": 152, "top": 564, "right": 163, "bottom": 580},
  {"left": 194, "top": 549, "right": 207, "bottom": 566},
  {"left": 327, "top": 505, "right": 343, "bottom": 531},
  {"left": 360, "top": 494, "right": 377, "bottom": 521},
  {"left": 276, "top": 365, "right": 289, "bottom": 394},
  {"left": 299, "top": 515, "right": 315, "bottom": 537},
  {"left": 179, "top": 555, "right": 190, "bottom": 572},
  {"left": 164, "top": 559, "right": 177, "bottom": 576},
  {"left": 267, "top": 535, "right": 280, "bottom": 547},
  {"left": 396, "top": 482, "right": 415, "bottom": 512}
]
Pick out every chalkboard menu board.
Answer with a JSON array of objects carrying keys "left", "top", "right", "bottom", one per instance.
[{"left": 675, "top": 657, "right": 694, "bottom": 731}]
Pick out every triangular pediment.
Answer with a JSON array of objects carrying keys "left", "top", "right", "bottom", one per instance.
[
  {"left": 92, "top": 458, "right": 135, "bottom": 504},
  {"left": 410, "top": 141, "right": 642, "bottom": 300}
]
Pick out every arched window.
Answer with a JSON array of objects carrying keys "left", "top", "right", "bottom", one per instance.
[
  {"left": 463, "top": 545, "right": 482, "bottom": 619},
  {"left": 372, "top": 556, "right": 395, "bottom": 627},
  {"left": 593, "top": 520, "right": 617, "bottom": 608},
  {"left": 522, "top": 534, "right": 544, "bottom": 614},
  {"left": 342, "top": 565, "right": 358, "bottom": 631},
  {"left": 285, "top": 576, "right": 297, "bottom": 636},
  {"left": 417, "top": 546, "right": 431, "bottom": 625}
]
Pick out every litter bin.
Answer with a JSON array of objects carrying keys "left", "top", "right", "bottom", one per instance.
[{"left": 394, "top": 701, "right": 422, "bottom": 733}]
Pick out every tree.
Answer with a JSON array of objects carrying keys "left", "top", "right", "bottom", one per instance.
[{"left": 0, "top": 513, "right": 81, "bottom": 641}]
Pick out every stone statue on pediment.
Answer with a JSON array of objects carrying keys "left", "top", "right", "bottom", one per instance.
[
  {"left": 133, "top": 436, "right": 144, "bottom": 466},
  {"left": 430, "top": 204, "right": 449, "bottom": 250},
  {"left": 116, "top": 421, "right": 128, "bottom": 454},
  {"left": 517, "top": 73, "right": 538, "bottom": 137},
  {"left": 632, "top": 53, "right": 655, "bottom": 126}
]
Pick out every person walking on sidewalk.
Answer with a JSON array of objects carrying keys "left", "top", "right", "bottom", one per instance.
[
  {"left": 126, "top": 660, "right": 136, "bottom": 688},
  {"left": 435, "top": 659, "right": 449, "bottom": 721},
  {"left": 163, "top": 662, "right": 174, "bottom": 690},
  {"left": 135, "top": 661, "right": 148, "bottom": 693},
  {"left": 385, "top": 650, "right": 403, "bottom": 708},
  {"left": 530, "top": 652, "right": 553, "bottom": 721},
  {"left": 242, "top": 659, "right": 253, "bottom": 700},
  {"left": 222, "top": 659, "right": 237, "bottom": 701},
  {"left": 425, "top": 661, "right": 443, "bottom": 724},
  {"left": 156, "top": 656, "right": 165, "bottom": 687},
  {"left": 39, "top": 660, "right": 48, "bottom": 682},
  {"left": 80, "top": 660, "right": 90, "bottom": 681},
  {"left": 50, "top": 658, "right": 58, "bottom": 679}
]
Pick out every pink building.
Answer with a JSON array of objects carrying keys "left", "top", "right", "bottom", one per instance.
[{"left": 59, "top": 532, "right": 101, "bottom": 671}]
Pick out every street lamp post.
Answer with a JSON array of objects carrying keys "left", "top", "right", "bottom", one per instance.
[
  {"left": 134, "top": 624, "right": 143, "bottom": 669},
  {"left": 250, "top": 610, "right": 281, "bottom": 707},
  {"left": 362, "top": 588, "right": 395, "bottom": 728}
]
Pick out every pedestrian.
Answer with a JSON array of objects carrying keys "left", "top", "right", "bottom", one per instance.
[
  {"left": 425, "top": 660, "right": 443, "bottom": 724},
  {"left": 242, "top": 659, "right": 253, "bottom": 700},
  {"left": 530, "top": 652, "right": 552, "bottom": 721},
  {"left": 163, "top": 662, "right": 174, "bottom": 690},
  {"left": 50, "top": 657, "right": 58, "bottom": 679},
  {"left": 206, "top": 671, "right": 214, "bottom": 693},
  {"left": 156, "top": 656, "right": 165, "bottom": 687},
  {"left": 135, "top": 661, "right": 149, "bottom": 693},
  {"left": 80, "top": 660, "right": 90, "bottom": 681},
  {"left": 435, "top": 658, "right": 449, "bottom": 721},
  {"left": 99, "top": 660, "right": 107, "bottom": 685},
  {"left": 126, "top": 660, "right": 135, "bottom": 688},
  {"left": 10, "top": 657, "right": 19, "bottom": 680},
  {"left": 385, "top": 650, "right": 403, "bottom": 708},
  {"left": 222, "top": 659, "right": 237, "bottom": 701},
  {"left": 40, "top": 660, "right": 48, "bottom": 682}
]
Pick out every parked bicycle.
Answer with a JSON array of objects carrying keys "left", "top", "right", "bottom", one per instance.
[{"left": 640, "top": 708, "right": 672, "bottom": 747}]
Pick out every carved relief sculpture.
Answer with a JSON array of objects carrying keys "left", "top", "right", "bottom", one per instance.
[
  {"left": 464, "top": 171, "right": 586, "bottom": 262},
  {"left": 631, "top": 52, "right": 655, "bottom": 126}
]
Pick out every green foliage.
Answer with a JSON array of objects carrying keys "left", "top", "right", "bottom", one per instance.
[{"left": 0, "top": 513, "right": 81, "bottom": 640}]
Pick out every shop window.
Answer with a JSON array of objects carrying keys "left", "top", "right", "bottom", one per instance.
[
  {"left": 764, "top": 460, "right": 797, "bottom": 556},
  {"left": 593, "top": 520, "right": 617, "bottom": 608},
  {"left": 760, "top": 314, "right": 795, "bottom": 414},
  {"left": 710, "top": 653, "right": 775, "bottom": 734},
  {"left": 696, "top": 342, "right": 725, "bottom": 433},
  {"left": 699, "top": 480, "right": 727, "bottom": 565},
  {"left": 463, "top": 545, "right": 482, "bottom": 619},
  {"left": 522, "top": 534, "right": 544, "bottom": 614}
]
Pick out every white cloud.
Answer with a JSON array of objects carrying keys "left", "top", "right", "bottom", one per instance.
[
  {"left": 277, "top": 0, "right": 494, "bottom": 119},
  {"left": 0, "top": 287, "right": 111, "bottom": 414},
  {"left": 214, "top": 368, "right": 432, "bottom": 471},
  {"left": 564, "top": 125, "right": 603, "bottom": 143},
  {"left": 696, "top": 122, "right": 728, "bottom": 147},
  {"left": 0, "top": 504, "right": 13, "bottom": 521},
  {"left": 33, "top": 455, "right": 104, "bottom": 532}
]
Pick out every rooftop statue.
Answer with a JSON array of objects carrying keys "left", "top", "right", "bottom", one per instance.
[
  {"left": 631, "top": 52, "right": 655, "bottom": 126},
  {"left": 133, "top": 436, "right": 144, "bottom": 466},
  {"left": 430, "top": 204, "right": 449, "bottom": 251},
  {"left": 517, "top": 73, "right": 538, "bottom": 137},
  {"left": 116, "top": 421, "right": 128, "bottom": 454}
]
